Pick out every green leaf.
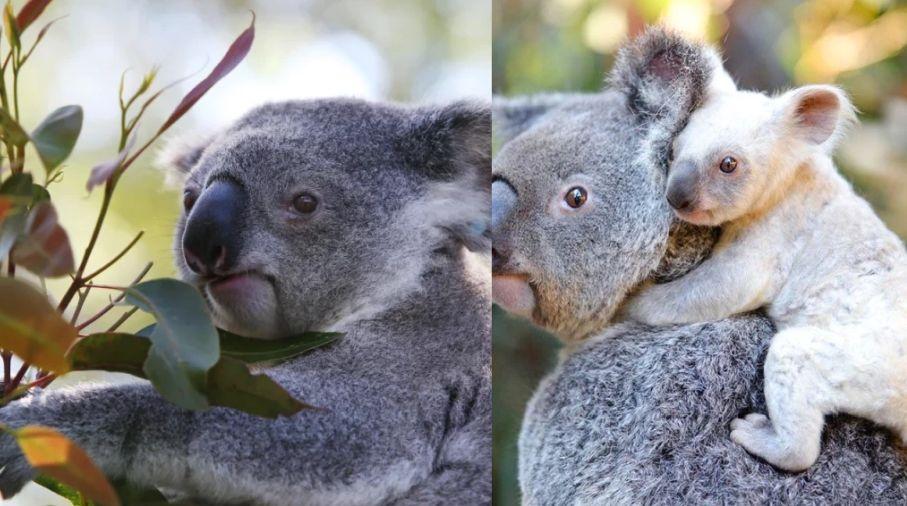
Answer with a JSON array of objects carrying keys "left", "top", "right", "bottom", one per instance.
[
  {"left": 0, "top": 107, "right": 29, "bottom": 146},
  {"left": 31, "top": 183, "right": 50, "bottom": 204},
  {"left": 124, "top": 279, "right": 219, "bottom": 411},
  {"left": 31, "top": 105, "right": 83, "bottom": 173},
  {"left": 35, "top": 475, "right": 86, "bottom": 505},
  {"left": 68, "top": 332, "right": 149, "bottom": 377},
  {"left": 111, "top": 479, "right": 171, "bottom": 506},
  {"left": 205, "top": 356, "right": 309, "bottom": 418},
  {"left": 0, "top": 171, "right": 33, "bottom": 201},
  {"left": 0, "top": 277, "right": 76, "bottom": 373},
  {"left": 219, "top": 329, "right": 339, "bottom": 363},
  {"left": 70, "top": 332, "right": 308, "bottom": 418},
  {"left": 11, "top": 201, "right": 74, "bottom": 277},
  {"left": 3, "top": 2, "right": 19, "bottom": 51},
  {"left": 138, "top": 325, "right": 340, "bottom": 364}
]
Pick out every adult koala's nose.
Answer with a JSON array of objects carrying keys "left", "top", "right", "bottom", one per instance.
[
  {"left": 666, "top": 161, "right": 699, "bottom": 211},
  {"left": 182, "top": 179, "right": 247, "bottom": 276},
  {"left": 492, "top": 179, "right": 518, "bottom": 274}
]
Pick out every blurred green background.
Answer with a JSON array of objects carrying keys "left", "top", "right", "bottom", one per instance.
[
  {"left": 4, "top": 1, "right": 489, "bottom": 504},
  {"left": 492, "top": 0, "right": 907, "bottom": 504}
]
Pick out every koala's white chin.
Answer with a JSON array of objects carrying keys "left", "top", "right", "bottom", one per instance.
[
  {"left": 492, "top": 274, "right": 536, "bottom": 318},
  {"left": 674, "top": 208, "right": 719, "bottom": 227},
  {"left": 204, "top": 274, "right": 283, "bottom": 339}
]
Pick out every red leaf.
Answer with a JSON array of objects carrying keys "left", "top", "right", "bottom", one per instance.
[
  {"left": 156, "top": 13, "right": 254, "bottom": 134},
  {"left": 15, "top": 0, "right": 52, "bottom": 33},
  {"left": 86, "top": 135, "right": 135, "bottom": 191},
  {"left": 11, "top": 201, "right": 74, "bottom": 277}
]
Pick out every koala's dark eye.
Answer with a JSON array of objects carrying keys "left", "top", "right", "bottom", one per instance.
[
  {"left": 565, "top": 187, "right": 587, "bottom": 209},
  {"left": 719, "top": 156, "right": 738, "bottom": 173},
  {"left": 183, "top": 189, "right": 199, "bottom": 212},
  {"left": 292, "top": 193, "right": 319, "bottom": 214}
]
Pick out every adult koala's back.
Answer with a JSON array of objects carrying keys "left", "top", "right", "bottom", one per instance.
[
  {"left": 493, "top": 28, "right": 907, "bottom": 504},
  {"left": 0, "top": 98, "right": 491, "bottom": 505}
]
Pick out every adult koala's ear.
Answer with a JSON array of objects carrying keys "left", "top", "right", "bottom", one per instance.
[
  {"left": 493, "top": 93, "right": 585, "bottom": 144},
  {"left": 609, "top": 27, "right": 733, "bottom": 172},
  {"left": 610, "top": 26, "right": 733, "bottom": 123},
  {"left": 405, "top": 101, "right": 491, "bottom": 252},
  {"left": 157, "top": 135, "right": 213, "bottom": 184}
]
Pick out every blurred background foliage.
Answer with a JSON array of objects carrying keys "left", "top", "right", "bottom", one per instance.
[
  {"left": 5, "top": 1, "right": 489, "bottom": 504},
  {"left": 492, "top": 0, "right": 907, "bottom": 504}
]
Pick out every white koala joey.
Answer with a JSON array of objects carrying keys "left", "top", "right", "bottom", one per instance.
[{"left": 622, "top": 67, "right": 907, "bottom": 471}]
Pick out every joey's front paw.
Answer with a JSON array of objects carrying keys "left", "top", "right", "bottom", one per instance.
[{"left": 0, "top": 431, "right": 36, "bottom": 499}]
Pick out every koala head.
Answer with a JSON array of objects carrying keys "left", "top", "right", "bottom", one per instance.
[
  {"left": 165, "top": 98, "right": 490, "bottom": 338},
  {"left": 491, "top": 28, "right": 719, "bottom": 342},
  {"left": 668, "top": 84, "right": 855, "bottom": 226}
]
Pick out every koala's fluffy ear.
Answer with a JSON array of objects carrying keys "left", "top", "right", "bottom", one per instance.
[
  {"left": 406, "top": 101, "right": 491, "bottom": 252},
  {"left": 493, "top": 93, "right": 579, "bottom": 144},
  {"left": 157, "top": 136, "right": 212, "bottom": 184},
  {"left": 780, "top": 85, "right": 856, "bottom": 149},
  {"left": 610, "top": 26, "right": 732, "bottom": 123}
]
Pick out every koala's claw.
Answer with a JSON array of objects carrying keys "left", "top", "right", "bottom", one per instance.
[
  {"left": 730, "top": 413, "right": 770, "bottom": 431},
  {"left": 0, "top": 432, "right": 36, "bottom": 500}
]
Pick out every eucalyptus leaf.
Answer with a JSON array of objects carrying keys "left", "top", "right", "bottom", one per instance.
[
  {"left": 31, "top": 105, "right": 83, "bottom": 173},
  {"left": 0, "top": 108, "right": 28, "bottom": 147},
  {"left": 219, "top": 329, "right": 339, "bottom": 363},
  {"left": 70, "top": 332, "right": 308, "bottom": 418},
  {"left": 124, "top": 279, "right": 219, "bottom": 411}
]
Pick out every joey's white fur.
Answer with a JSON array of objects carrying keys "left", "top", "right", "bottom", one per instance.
[{"left": 624, "top": 73, "right": 907, "bottom": 471}]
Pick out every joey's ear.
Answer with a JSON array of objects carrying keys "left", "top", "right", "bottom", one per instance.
[
  {"left": 404, "top": 101, "right": 491, "bottom": 252},
  {"left": 781, "top": 85, "right": 856, "bottom": 148},
  {"left": 610, "top": 26, "right": 732, "bottom": 123},
  {"left": 493, "top": 93, "right": 580, "bottom": 144}
]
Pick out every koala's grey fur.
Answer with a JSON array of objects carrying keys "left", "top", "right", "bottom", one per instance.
[
  {"left": 0, "top": 98, "right": 491, "bottom": 505},
  {"left": 495, "top": 27, "right": 907, "bottom": 504}
]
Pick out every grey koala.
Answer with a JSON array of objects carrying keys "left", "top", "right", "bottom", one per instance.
[
  {"left": 493, "top": 28, "right": 907, "bottom": 504},
  {"left": 0, "top": 98, "right": 492, "bottom": 505}
]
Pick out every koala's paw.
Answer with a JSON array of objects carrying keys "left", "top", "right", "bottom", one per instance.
[
  {"left": 0, "top": 431, "right": 36, "bottom": 499},
  {"left": 730, "top": 413, "right": 816, "bottom": 472}
]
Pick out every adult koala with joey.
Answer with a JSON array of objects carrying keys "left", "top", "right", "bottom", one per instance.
[
  {"left": 0, "top": 98, "right": 492, "bottom": 505},
  {"left": 493, "top": 27, "right": 907, "bottom": 504}
]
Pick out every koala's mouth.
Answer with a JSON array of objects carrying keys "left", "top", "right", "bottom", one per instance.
[
  {"left": 492, "top": 274, "right": 537, "bottom": 319},
  {"left": 672, "top": 207, "right": 715, "bottom": 226},
  {"left": 204, "top": 270, "right": 272, "bottom": 298}
]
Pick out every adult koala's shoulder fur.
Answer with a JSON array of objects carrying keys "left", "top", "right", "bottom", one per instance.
[
  {"left": 494, "top": 28, "right": 907, "bottom": 504},
  {"left": 0, "top": 98, "right": 491, "bottom": 505}
]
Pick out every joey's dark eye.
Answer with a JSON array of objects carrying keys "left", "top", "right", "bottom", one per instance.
[
  {"left": 565, "top": 187, "right": 587, "bottom": 209},
  {"left": 292, "top": 193, "right": 319, "bottom": 214},
  {"left": 183, "top": 189, "right": 198, "bottom": 211},
  {"left": 719, "top": 156, "right": 738, "bottom": 173}
]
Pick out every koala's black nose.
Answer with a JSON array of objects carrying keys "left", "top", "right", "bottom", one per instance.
[
  {"left": 491, "top": 179, "right": 517, "bottom": 236},
  {"left": 182, "top": 179, "right": 246, "bottom": 276},
  {"left": 666, "top": 162, "right": 698, "bottom": 211}
]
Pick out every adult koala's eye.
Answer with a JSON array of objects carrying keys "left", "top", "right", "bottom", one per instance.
[
  {"left": 565, "top": 187, "right": 587, "bottom": 209},
  {"left": 719, "top": 156, "right": 738, "bottom": 173},
  {"left": 292, "top": 193, "right": 319, "bottom": 214},
  {"left": 183, "top": 189, "right": 199, "bottom": 212}
]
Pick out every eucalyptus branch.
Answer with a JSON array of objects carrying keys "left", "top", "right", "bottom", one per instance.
[{"left": 82, "top": 230, "right": 144, "bottom": 282}]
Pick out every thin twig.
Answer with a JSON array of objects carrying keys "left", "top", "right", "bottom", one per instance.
[
  {"left": 2, "top": 351, "right": 10, "bottom": 385},
  {"left": 75, "top": 262, "right": 152, "bottom": 331},
  {"left": 83, "top": 230, "right": 144, "bottom": 282},
  {"left": 69, "top": 283, "right": 92, "bottom": 325},
  {"left": 107, "top": 306, "right": 139, "bottom": 333}
]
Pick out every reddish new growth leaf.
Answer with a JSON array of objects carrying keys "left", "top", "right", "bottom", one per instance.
[
  {"left": 157, "top": 13, "right": 255, "bottom": 134},
  {"left": 15, "top": 0, "right": 52, "bottom": 33},
  {"left": 86, "top": 135, "right": 134, "bottom": 191},
  {"left": 12, "top": 201, "right": 75, "bottom": 277}
]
